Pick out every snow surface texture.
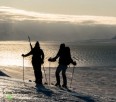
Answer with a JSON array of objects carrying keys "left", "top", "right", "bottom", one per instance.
[{"left": 0, "top": 67, "right": 116, "bottom": 102}]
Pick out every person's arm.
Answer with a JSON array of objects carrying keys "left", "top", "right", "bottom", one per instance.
[
  {"left": 28, "top": 36, "right": 33, "bottom": 50},
  {"left": 70, "top": 58, "right": 77, "bottom": 66},
  {"left": 48, "top": 49, "right": 60, "bottom": 62},
  {"left": 69, "top": 50, "right": 77, "bottom": 66},
  {"left": 22, "top": 50, "right": 32, "bottom": 57},
  {"left": 41, "top": 50, "right": 44, "bottom": 64},
  {"left": 53, "top": 49, "right": 60, "bottom": 59}
]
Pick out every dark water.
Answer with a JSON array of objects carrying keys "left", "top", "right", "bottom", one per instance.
[
  {"left": 0, "top": 41, "right": 116, "bottom": 67},
  {"left": 69, "top": 44, "right": 116, "bottom": 67}
]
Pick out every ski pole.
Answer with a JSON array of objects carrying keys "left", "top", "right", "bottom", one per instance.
[
  {"left": 70, "top": 65, "right": 75, "bottom": 88},
  {"left": 43, "top": 65, "right": 48, "bottom": 84},
  {"left": 49, "top": 62, "right": 51, "bottom": 85},
  {"left": 23, "top": 57, "right": 25, "bottom": 84},
  {"left": 73, "top": 57, "right": 79, "bottom": 61},
  {"left": 28, "top": 36, "right": 33, "bottom": 50}
]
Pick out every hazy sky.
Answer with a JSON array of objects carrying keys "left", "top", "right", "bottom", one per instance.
[
  {"left": 0, "top": 0, "right": 116, "bottom": 17},
  {"left": 0, "top": 1, "right": 116, "bottom": 41}
]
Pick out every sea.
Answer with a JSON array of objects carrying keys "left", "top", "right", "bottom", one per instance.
[{"left": 0, "top": 41, "right": 116, "bottom": 68}]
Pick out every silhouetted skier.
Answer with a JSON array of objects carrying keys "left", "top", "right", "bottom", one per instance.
[
  {"left": 22, "top": 41, "right": 44, "bottom": 87},
  {"left": 48, "top": 44, "right": 76, "bottom": 88}
]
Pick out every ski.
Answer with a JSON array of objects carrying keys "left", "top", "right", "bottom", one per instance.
[
  {"left": 28, "top": 80, "right": 48, "bottom": 85},
  {"left": 61, "top": 87, "right": 72, "bottom": 92},
  {"left": 50, "top": 83, "right": 72, "bottom": 92},
  {"left": 27, "top": 81, "right": 72, "bottom": 92}
]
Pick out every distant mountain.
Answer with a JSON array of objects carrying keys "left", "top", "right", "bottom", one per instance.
[
  {"left": 71, "top": 38, "right": 116, "bottom": 45},
  {"left": 112, "top": 35, "right": 116, "bottom": 39}
]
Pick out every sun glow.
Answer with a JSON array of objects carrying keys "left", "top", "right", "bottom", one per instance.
[{"left": 0, "top": 6, "right": 116, "bottom": 25}]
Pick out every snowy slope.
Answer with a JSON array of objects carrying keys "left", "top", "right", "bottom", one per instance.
[
  {"left": 0, "top": 67, "right": 116, "bottom": 102},
  {"left": 0, "top": 77, "right": 96, "bottom": 102}
]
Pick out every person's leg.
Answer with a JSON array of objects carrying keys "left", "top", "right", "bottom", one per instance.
[
  {"left": 55, "top": 65, "right": 62, "bottom": 86},
  {"left": 62, "top": 65, "right": 67, "bottom": 88},
  {"left": 34, "top": 70, "right": 38, "bottom": 84},
  {"left": 33, "top": 64, "right": 43, "bottom": 85},
  {"left": 32, "top": 63, "right": 37, "bottom": 84},
  {"left": 36, "top": 64, "right": 43, "bottom": 85},
  {"left": 36, "top": 70, "right": 42, "bottom": 85}
]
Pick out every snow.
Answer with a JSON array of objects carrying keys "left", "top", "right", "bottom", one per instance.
[{"left": 0, "top": 66, "right": 116, "bottom": 102}]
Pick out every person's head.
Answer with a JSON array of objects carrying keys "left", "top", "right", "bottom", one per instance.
[
  {"left": 65, "top": 47, "right": 70, "bottom": 52},
  {"left": 35, "top": 41, "right": 40, "bottom": 48},
  {"left": 60, "top": 43, "right": 65, "bottom": 49}
]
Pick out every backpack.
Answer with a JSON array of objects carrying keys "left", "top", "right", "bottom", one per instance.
[{"left": 64, "top": 47, "right": 73, "bottom": 65}]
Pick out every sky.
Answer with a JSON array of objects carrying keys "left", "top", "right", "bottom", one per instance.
[
  {"left": 0, "top": 0, "right": 116, "bottom": 41},
  {"left": 0, "top": 0, "right": 116, "bottom": 17}
]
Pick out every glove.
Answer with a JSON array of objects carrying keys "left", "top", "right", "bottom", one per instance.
[
  {"left": 41, "top": 60, "right": 44, "bottom": 64},
  {"left": 72, "top": 61, "right": 77, "bottom": 66},
  {"left": 22, "top": 54, "right": 25, "bottom": 57},
  {"left": 48, "top": 57, "right": 56, "bottom": 62}
]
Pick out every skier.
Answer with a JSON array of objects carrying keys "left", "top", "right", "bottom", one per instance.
[
  {"left": 22, "top": 41, "right": 44, "bottom": 87},
  {"left": 48, "top": 44, "right": 76, "bottom": 88}
]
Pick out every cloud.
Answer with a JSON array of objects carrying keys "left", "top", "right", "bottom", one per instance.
[
  {"left": 0, "top": 6, "right": 116, "bottom": 41},
  {"left": 0, "top": 6, "right": 116, "bottom": 25}
]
